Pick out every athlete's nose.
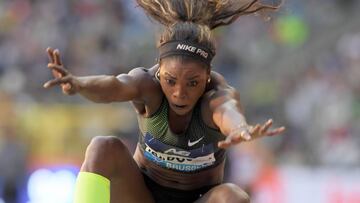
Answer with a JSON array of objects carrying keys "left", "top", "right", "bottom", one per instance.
[{"left": 173, "top": 85, "right": 187, "bottom": 99}]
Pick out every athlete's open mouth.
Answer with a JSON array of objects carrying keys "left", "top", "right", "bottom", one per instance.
[{"left": 173, "top": 104, "right": 187, "bottom": 109}]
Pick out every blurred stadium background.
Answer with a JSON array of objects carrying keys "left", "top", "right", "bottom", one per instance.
[{"left": 0, "top": 0, "right": 359, "bottom": 203}]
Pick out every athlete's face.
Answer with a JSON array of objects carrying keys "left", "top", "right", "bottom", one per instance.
[{"left": 159, "top": 59, "right": 210, "bottom": 116}]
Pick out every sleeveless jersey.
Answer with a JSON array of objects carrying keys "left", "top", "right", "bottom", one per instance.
[{"left": 137, "top": 97, "right": 226, "bottom": 173}]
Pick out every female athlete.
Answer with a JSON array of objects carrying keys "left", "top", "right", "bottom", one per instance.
[{"left": 44, "top": 0, "right": 284, "bottom": 202}]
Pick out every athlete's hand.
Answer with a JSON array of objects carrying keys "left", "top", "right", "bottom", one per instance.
[
  {"left": 43, "top": 47, "right": 80, "bottom": 95},
  {"left": 218, "top": 119, "right": 285, "bottom": 148}
]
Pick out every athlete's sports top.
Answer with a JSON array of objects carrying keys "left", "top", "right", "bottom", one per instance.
[{"left": 137, "top": 97, "right": 226, "bottom": 173}]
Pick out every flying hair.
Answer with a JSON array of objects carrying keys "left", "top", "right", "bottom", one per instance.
[
  {"left": 136, "top": 0, "right": 282, "bottom": 66},
  {"left": 136, "top": 0, "right": 282, "bottom": 29}
]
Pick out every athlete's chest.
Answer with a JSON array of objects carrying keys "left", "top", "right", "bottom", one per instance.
[{"left": 167, "top": 109, "right": 193, "bottom": 135}]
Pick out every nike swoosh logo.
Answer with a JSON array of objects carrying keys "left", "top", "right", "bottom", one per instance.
[{"left": 188, "top": 136, "right": 204, "bottom": 147}]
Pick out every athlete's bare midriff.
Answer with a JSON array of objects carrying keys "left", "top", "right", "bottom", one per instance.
[{"left": 133, "top": 145, "right": 225, "bottom": 190}]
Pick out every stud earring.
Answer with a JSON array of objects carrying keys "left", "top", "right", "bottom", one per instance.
[
  {"left": 207, "top": 78, "right": 211, "bottom": 83},
  {"left": 156, "top": 69, "right": 160, "bottom": 81}
]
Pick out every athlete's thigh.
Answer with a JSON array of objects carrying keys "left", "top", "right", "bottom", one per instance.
[{"left": 109, "top": 140, "right": 154, "bottom": 203}]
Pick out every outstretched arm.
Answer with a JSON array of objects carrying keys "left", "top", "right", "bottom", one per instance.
[
  {"left": 43, "top": 47, "right": 143, "bottom": 103},
  {"left": 208, "top": 72, "right": 285, "bottom": 149}
]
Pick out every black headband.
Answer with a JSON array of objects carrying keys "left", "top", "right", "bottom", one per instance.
[{"left": 159, "top": 41, "right": 215, "bottom": 66}]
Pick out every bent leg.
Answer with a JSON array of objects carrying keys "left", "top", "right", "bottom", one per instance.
[
  {"left": 74, "top": 172, "right": 110, "bottom": 203},
  {"left": 76, "top": 136, "right": 154, "bottom": 203},
  {"left": 195, "top": 183, "right": 250, "bottom": 203}
]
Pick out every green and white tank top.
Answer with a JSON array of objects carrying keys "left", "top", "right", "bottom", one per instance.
[{"left": 137, "top": 97, "right": 226, "bottom": 173}]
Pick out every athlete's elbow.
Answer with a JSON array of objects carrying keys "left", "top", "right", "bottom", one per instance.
[{"left": 86, "top": 95, "right": 117, "bottom": 104}]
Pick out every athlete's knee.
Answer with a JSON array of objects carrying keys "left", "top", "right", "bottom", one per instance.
[
  {"left": 89, "top": 136, "right": 128, "bottom": 155},
  {"left": 82, "top": 136, "right": 130, "bottom": 177},
  {"left": 213, "top": 183, "right": 250, "bottom": 203}
]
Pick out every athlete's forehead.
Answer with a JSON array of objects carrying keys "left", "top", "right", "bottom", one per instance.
[{"left": 160, "top": 59, "right": 207, "bottom": 79}]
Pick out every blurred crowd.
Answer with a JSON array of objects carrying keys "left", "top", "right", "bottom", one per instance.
[{"left": 0, "top": 0, "right": 359, "bottom": 202}]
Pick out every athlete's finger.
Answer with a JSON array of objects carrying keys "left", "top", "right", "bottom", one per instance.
[
  {"left": 230, "top": 133, "right": 243, "bottom": 143},
  {"left": 218, "top": 138, "right": 232, "bottom": 149},
  {"left": 48, "top": 64, "right": 62, "bottom": 78},
  {"left": 52, "top": 70, "right": 62, "bottom": 78},
  {"left": 48, "top": 63, "right": 68, "bottom": 76},
  {"left": 54, "top": 49, "right": 62, "bottom": 65},
  {"left": 46, "top": 47, "right": 55, "bottom": 63},
  {"left": 43, "top": 76, "right": 71, "bottom": 88},
  {"left": 250, "top": 124, "right": 261, "bottom": 136},
  {"left": 218, "top": 141, "right": 231, "bottom": 149},
  {"left": 240, "top": 129, "right": 251, "bottom": 141},
  {"left": 260, "top": 119, "right": 273, "bottom": 134},
  {"left": 266, "top": 126, "right": 286, "bottom": 136}
]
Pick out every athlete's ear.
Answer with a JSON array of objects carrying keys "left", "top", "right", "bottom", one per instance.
[
  {"left": 207, "top": 65, "right": 211, "bottom": 74},
  {"left": 206, "top": 66, "right": 211, "bottom": 79}
]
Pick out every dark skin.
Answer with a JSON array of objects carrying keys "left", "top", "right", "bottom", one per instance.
[{"left": 44, "top": 47, "right": 285, "bottom": 203}]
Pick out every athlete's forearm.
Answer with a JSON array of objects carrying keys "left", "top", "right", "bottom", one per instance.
[
  {"left": 77, "top": 75, "right": 138, "bottom": 103},
  {"left": 213, "top": 100, "right": 248, "bottom": 136}
]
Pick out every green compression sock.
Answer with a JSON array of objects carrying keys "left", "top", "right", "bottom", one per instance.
[{"left": 74, "top": 172, "right": 110, "bottom": 203}]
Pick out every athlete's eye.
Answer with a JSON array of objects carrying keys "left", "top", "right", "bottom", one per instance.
[
  {"left": 165, "top": 79, "right": 176, "bottom": 86},
  {"left": 188, "top": 81, "right": 198, "bottom": 87}
]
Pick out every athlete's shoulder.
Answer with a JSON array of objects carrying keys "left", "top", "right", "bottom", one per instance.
[
  {"left": 126, "top": 65, "right": 162, "bottom": 110},
  {"left": 202, "top": 71, "right": 239, "bottom": 108},
  {"left": 210, "top": 71, "right": 228, "bottom": 89},
  {"left": 205, "top": 71, "right": 235, "bottom": 96},
  {"left": 127, "top": 64, "right": 158, "bottom": 81}
]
